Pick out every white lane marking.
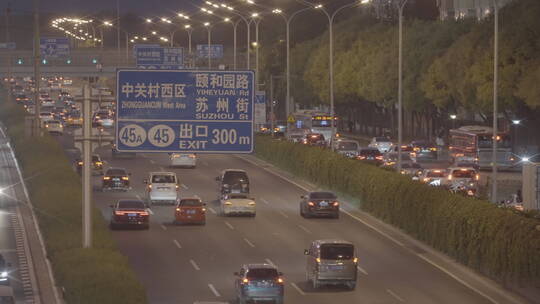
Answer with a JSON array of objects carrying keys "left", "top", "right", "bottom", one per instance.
[
  {"left": 190, "top": 259, "right": 200, "bottom": 271},
  {"left": 387, "top": 289, "right": 405, "bottom": 302},
  {"left": 149, "top": 159, "right": 156, "bottom": 164},
  {"left": 147, "top": 208, "right": 154, "bottom": 215},
  {"left": 290, "top": 282, "right": 306, "bottom": 296},
  {"left": 224, "top": 221, "right": 234, "bottom": 230},
  {"left": 208, "top": 284, "right": 221, "bottom": 297},
  {"left": 416, "top": 253, "right": 499, "bottom": 304},
  {"left": 265, "top": 258, "right": 276, "bottom": 266},
  {"left": 278, "top": 210, "right": 289, "bottom": 218},
  {"left": 136, "top": 194, "right": 142, "bottom": 200},
  {"left": 208, "top": 207, "right": 217, "bottom": 215},
  {"left": 237, "top": 155, "right": 509, "bottom": 304},
  {"left": 160, "top": 224, "right": 167, "bottom": 231},
  {"left": 243, "top": 238, "right": 255, "bottom": 248},
  {"left": 341, "top": 209, "right": 405, "bottom": 247},
  {"left": 297, "top": 224, "right": 312, "bottom": 234},
  {"left": 357, "top": 265, "right": 368, "bottom": 275},
  {"left": 173, "top": 239, "right": 182, "bottom": 249},
  {"left": 181, "top": 184, "right": 188, "bottom": 190},
  {"left": 260, "top": 197, "right": 269, "bottom": 205}
]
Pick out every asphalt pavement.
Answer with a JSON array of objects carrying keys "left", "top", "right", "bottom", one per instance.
[{"left": 50, "top": 126, "right": 513, "bottom": 304}]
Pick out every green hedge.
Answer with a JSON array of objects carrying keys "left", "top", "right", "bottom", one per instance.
[
  {"left": 255, "top": 135, "right": 540, "bottom": 285},
  {"left": 0, "top": 96, "right": 147, "bottom": 303}
]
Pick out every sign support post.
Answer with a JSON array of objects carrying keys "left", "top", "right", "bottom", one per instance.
[{"left": 82, "top": 84, "right": 92, "bottom": 248}]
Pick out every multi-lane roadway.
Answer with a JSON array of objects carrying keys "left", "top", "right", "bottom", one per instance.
[{"left": 52, "top": 127, "right": 517, "bottom": 304}]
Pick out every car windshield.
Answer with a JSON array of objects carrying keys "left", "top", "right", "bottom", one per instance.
[
  {"left": 223, "top": 172, "right": 248, "bottom": 184},
  {"left": 106, "top": 169, "right": 127, "bottom": 176},
  {"left": 118, "top": 201, "right": 144, "bottom": 209},
  {"left": 246, "top": 268, "right": 278, "bottom": 280},
  {"left": 310, "top": 192, "right": 337, "bottom": 199},
  {"left": 337, "top": 142, "right": 358, "bottom": 150},
  {"left": 152, "top": 175, "right": 176, "bottom": 183},
  {"left": 180, "top": 199, "right": 202, "bottom": 207},
  {"left": 320, "top": 244, "right": 354, "bottom": 260},
  {"left": 48, "top": 121, "right": 61, "bottom": 125},
  {"left": 452, "top": 170, "right": 475, "bottom": 178},
  {"left": 375, "top": 137, "right": 391, "bottom": 143}
]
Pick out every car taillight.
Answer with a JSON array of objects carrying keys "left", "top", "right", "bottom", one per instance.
[
  {"left": 308, "top": 202, "right": 315, "bottom": 207},
  {"left": 175, "top": 185, "right": 179, "bottom": 190},
  {"left": 201, "top": 208, "right": 206, "bottom": 213},
  {"left": 277, "top": 277, "right": 284, "bottom": 284},
  {"left": 78, "top": 162, "right": 83, "bottom": 166},
  {"left": 376, "top": 156, "right": 383, "bottom": 160},
  {"left": 332, "top": 201, "right": 339, "bottom": 207},
  {"left": 103, "top": 176, "right": 111, "bottom": 180},
  {"left": 475, "top": 174, "right": 479, "bottom": 181},
  {"left": 139, "top": 211, "right": 149, "bottom": 216},
  {"left": 358, "top": 156, "right": 366, "bottom": 160},
  {"left": 95, "top": 161, "right": 103, "bottom": 166},
  {"left": 114, "top": 211, "right": 126, "bottom": 216},
  {"left": 175, "top": 208, "right": 181, "bottom": 212},
  {"left": 121, "top": 176, "right": 129, "bottom": 181},
  {"left": 148, "top": 184, "right": 152, "bottom": 192},
  {"left": 242, "top": 278, "right": 249, "bottom": 284},
  {"left": 448, "top": 174, "right": 453, "bottom": 180},
  {"left": 189, "top": 154, "right": 196, "bottom": 158}
]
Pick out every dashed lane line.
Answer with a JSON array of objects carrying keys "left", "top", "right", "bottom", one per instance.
[
  {"left": 190, "top": 259, "right": 201, "bottom": 271},
  {"left": 387, "top": 289, "right": 405, "bottom": 302},
  {"left": 208, "top": 284, "right": 221, "bottom": 297},
  {"left": 173, "top": 239, "right": 182, "bottom": 249},
  {"left": 224, "top": 221, "right": 234, "bottom": 230},
  {"left": 297, "top": 224, "right": 312, "bottom": 234},
  {"left": 290, "top": 283, "right": 306, "bottom": 296},
  {"left": 243, "top": 238, "right": 255, "bottom": 248}
]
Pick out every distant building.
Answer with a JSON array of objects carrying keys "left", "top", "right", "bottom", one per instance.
[{"left": 436, "top": 0, "right": 512, "bottom": 20}]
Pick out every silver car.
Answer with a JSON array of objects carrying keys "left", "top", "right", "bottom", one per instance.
[
  {"left": 305, "top": 239, "right": 358, "bottom": 290},
  {"left": 334, "top": 139, "right": 360, "bottom": 158},
  {"left": 144, "top": 172, "right": 179, "bottom": 205}
]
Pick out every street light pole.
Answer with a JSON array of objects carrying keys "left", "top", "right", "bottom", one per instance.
[
  {"left": 33, "top": 0, "right": 41, "bottom": 136},
  {"left": 251, "top": 17, "right": 262, "bottom": 87},
  {"left": 184, "top": 25, "right": 193, "bottom": 68},
  {"left": 205, "top": 23, "right": 213, "bottom": 69},
  {"left": 397, "top": 0, "right": 409, "bottom": 173},
  {"left": 232, "top": 19, "right": 241, "bottom": 70},
  {"left": 5, "top": 2, "right": 12, "bottom": 105},
  {"left": 116, "top": 0, "right": 121, "bottom": 60},
  {"left": 491, "top": 0, "right": 499, "bottom": 203}
]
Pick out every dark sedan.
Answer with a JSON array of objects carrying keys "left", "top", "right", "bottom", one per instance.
[
  {"left": 300, "top": 191, "right": 340, "bottom": 219},
  {"left": 357, "top": 147, "right": 384, "bottom": 166},
  {"left": 102, "top": 168, "right": 131, "bottom": 191},
  {"left": 109, "top": 199, "right": 149, "bottom": 229}
]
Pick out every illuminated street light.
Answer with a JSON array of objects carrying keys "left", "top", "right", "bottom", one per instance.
[{"left": 512, "top": 119, "right": 521, "bottom": 125}]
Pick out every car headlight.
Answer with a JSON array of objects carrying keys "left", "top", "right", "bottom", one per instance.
[{"left": 1, "top": 271, "right": 7, "bottom": 278}]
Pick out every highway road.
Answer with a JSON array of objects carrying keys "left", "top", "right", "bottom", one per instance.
[{"left": 54, "top": 130, "right": 500, "bottom": 304}]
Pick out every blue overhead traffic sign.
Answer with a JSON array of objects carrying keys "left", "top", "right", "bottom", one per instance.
[
  {"left": 136, "top": 47, "right": 184, "bottom": 69},
  {"left": 40, "top": 37, "right": 70, "bottom": 58},
  {"left": 116, "top": 69, "right": 254, "bottom": 153},
  {"left": 196, "top": 44, "right": 223, "bottom": 59}
]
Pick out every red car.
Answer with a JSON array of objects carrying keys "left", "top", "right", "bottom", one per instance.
[
  {"left": 109, "top": 199, "right": 149, "bottom": 230},
  {"left": 174, "top": 198, "right": 206, "bottom": 225}
]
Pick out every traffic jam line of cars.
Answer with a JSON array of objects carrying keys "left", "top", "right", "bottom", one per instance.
[{"left": 87, "top": 149, "right": 363, "bottom": 303}]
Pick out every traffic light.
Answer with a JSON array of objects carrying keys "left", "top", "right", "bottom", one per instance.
[
  {"left": 17, "top": 58, "right": 23, "bottom": 65},
  {"left": 66, "top": 59, "right": 72, "bottom": 64}
]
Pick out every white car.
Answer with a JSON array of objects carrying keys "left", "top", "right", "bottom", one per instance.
[
  {"left": 100, "top": 117, "right": 114, "bottom": 128},
  {"left": 220, "top": 193, "right": 256, "bottom": 217},
  {"left": 39, "top": 112, "right": 54, "bottom": 122},
  {"left": 42, "top": 99, "right": 55, "bottom": 107},
  {"left": 45, "top": 120, "right": 63, "bottom": 135},
  {"left": 170, "top": 153, "right": 196, "bottom": 168},
  {"left": 334, "top": 139, "right": 360, "bottom": 158},
  {"left": 144, "top": 172, "right": 179, "bottom": 205},
  {"left": 446, "top": 167, "right": 479, "bottom": 187},
  {"left": 368, "top": 137, "right": 393, "bottom": 153}
]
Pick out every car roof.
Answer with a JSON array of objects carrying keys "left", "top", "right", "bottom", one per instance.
[
  {"left": 223, "top": 169, "right": 246, "bottom": 173},
  {"left": 150, "top": 171, "right": 176, "bottom": 176},
  {"left": 244, "top": 263, "right": 277, "bottom": 270},
  {"left": 313, "top": 239, "right": 354, "bottom": 246},
  {"left": 448, "top": 167, "right": 476, "bottom": 171}
]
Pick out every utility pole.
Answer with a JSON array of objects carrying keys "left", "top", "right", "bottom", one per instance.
[
  {"left": 397, "top": 0, "right": 409, "bottom": 173},
  {"left": 33, "top": 0, "right": 41, "bottom": 136},
  {"left": 491, "top": 0, "right": 499, "bottom": 203},
  {"left": 5, "top": 3, "right": 12, "bottom": 105},
  {"left": 82, "top": 84, "right": 92, "bottom": 248},
  {"left": 116, "top": 0, "right": 121, "bottom": 62}
]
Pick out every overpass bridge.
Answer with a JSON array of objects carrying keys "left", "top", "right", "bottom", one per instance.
[{"left": 0, "top": 48, "right": 241, "bottom": 77}]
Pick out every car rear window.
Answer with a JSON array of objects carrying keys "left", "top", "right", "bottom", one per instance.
[
  {"left": 337, "top": 142, "right": 358, "bottom": 150},
  {"left": 223, "top": 172, "right": 248, "bottom": 184},
  {"left": 452, "top": 170, "right": 475, "bottom": 178},
  {"left": 180, "top": 199, "right": 203, "bottom": 207},
  {"left": 310, "top": 192, "right": 337, "bottom": 199},
  {"left": 360, "top": 149, "right": 382, "bottom": 156},
  {"left": 92, "top": 155, "right": 100, "bottom": 162},
  {"left": 375, "top": 137, "right": 391, "bottom": 142},
  {"left": 427, "top": 171, "right": 445, "bottom": 177},
  {"left": 152, "top": 175, "right": 176, "bottom": 183},
  {"left": 118, "top": 200, "right": 144, "bottom": 209},
  {"left": 320, "top": 244, "right": 354, "bottom": 260},
  {"left": 106, "top": 169, "right": 127, "bottom": 176},
  {"left": 246, "top": 268, "right": 278, "bottom": 280},
  {"left": 228, "top": 194, "right": 249, "bottom": 199}
]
